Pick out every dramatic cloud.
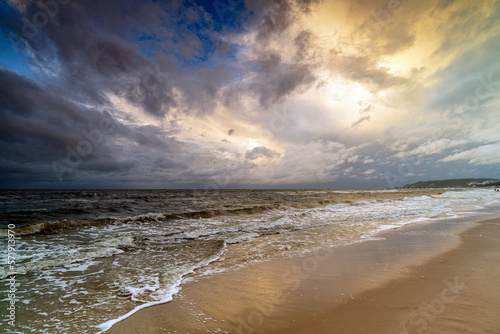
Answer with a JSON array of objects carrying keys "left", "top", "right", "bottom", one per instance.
[
  {"left": 0, "top": 0, "right": 499, "bottom": 188},
  {"left": 245, "top": 146, "right": 280, "bottom": 160}
]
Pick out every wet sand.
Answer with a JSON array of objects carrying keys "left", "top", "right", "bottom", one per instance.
[{"left": 106, "top": 217, "right": 500, "bottom": 334}]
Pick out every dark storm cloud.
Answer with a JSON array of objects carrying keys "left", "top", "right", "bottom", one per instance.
[
  {"left": 329, "top": 52, "right": 407, "bottom": 91},
  {"left": 221, "top": 57, "right": 316, "bottom": 110},
  {"left": 1, "top": 0, "right": 230, "bottom": 117},
  {"left": 220, "top": 56, "right": 316, "bottom": 110},
  {"left": 178, "top": 66, "right": 234, "bottom": 115},
  {"left": 0, "top": 68, "right": 121, "bottom": 185},
  {"left": 0, "top": 0, "right": 250, "bottom": 187},
  {"left": 294, "top": 30, "right": 313, "bottom": 61},
  {"left": 254, "top": 0, "right": 294, "bottom": 42},
  {"left": 253, "top": 53, "right": 281, "bottom": 73},
  {"left": 0, "top": 69, "right": 103, "bottom": 146},
  {"left": 252, "top": 63, "right": 316, "bottom": 106},
  {"left": 0, "top": 67, "right": 197, "bottom": 187},
  {"left": 246, "top": 0, "right": 320, "bottom": 42},
  {"left": 218, "top": 1, "right": 320, "bottom": 110}
]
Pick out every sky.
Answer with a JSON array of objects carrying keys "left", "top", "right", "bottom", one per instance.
[{"left": 0, "top": 0, "right": 499, "bottom": 189}]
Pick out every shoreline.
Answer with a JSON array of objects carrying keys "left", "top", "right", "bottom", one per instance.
[
  {"left": 106, "top": 214, "right": 500, "bottom": 333},
  {"left": 283, "top": 216, "right": 500, "bottom": 334}
]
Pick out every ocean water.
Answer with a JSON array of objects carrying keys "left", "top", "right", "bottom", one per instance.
[{"left": 1, "top": 188, "right": 499, "bottom": 333}]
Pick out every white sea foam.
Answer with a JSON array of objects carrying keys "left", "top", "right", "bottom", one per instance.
[
  {"left": 0, "top": 235, "right": 134, "bottom": 278},
  {"left": 96, "top": 283, "right": 180, "bottom": 333},
  {"left": 404, "top": 195, "right": 432, "bottom": 201},
  {"left": 226, "top": 232, "right": 261, "bottom": 244},
  {"left": 96, "top": 241, "right": 227, "bottom": 332}
]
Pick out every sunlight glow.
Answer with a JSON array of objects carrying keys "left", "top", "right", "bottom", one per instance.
[{"left": 246, "top": 139, "right": 260, "bottom": 150}]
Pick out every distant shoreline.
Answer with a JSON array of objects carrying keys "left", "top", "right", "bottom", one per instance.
[{"left": 404, "top": 178, "right": 500, "bottom": 188}]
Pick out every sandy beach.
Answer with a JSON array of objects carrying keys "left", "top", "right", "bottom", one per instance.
[
  {"left": 106, "top": 216, "right": 500, "bottom": 334},
  {"left": 3, "top": 0, "right": 500, "bottom": 332}
]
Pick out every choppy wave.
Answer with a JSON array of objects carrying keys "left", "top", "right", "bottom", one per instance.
[
  {"left": 0, "top": 193, "right": 449, "bottom": 237},
  {"left": 0, "top": 188, "right": 498, "bottom": 333},
  {"left": 0, "top": 188, "right": 458, "bottom": 233}
]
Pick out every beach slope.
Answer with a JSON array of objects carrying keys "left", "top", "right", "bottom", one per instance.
[{"left": 107, "top": 218, "right": 500, "bottom": 334}]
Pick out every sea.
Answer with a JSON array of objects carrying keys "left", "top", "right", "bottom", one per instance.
[{"left": 1, "top": 188, "right": 499, "bottom": 333}]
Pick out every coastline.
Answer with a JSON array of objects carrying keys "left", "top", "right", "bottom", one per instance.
[{"left": 106, "top": 215, "right": 500, "bottom": 334}]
